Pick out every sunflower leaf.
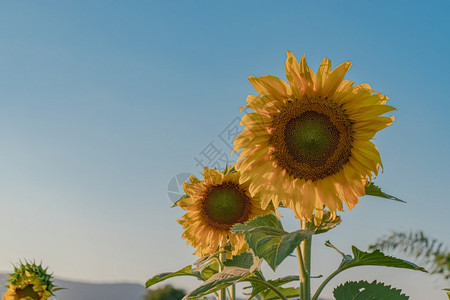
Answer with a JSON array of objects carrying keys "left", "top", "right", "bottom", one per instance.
[
  {"left": 224, "top": 251, "right": 262, "bottom": 270},
  {"left": 365, "top": 182, "right": 405, "bottom": 202},
  {"left": 257, "top": 286, "right": 300, "bottom": 300},
  {"left": 333, "top": 280, "right": 409, "bottom": 300},
  {"left": 192, "top": 261, "right": 219, "bottom": 281},
  {"left": 233, "top": 213, "right": 283, "bottom": 231},
  {"left": 244, "top": 275, "right": 299, "bottom": 299},
  {"left": 325, "top": 241, "right": 427, "bottom": 273},
  {"left": 146, "top": 265, "right": 201, "bottom": 288},
  {"left": 183, "top": 267, "right": 255, "bottom": 299},
  {"left": 232, "top": 214, "right": 312, "bottom": 271}
]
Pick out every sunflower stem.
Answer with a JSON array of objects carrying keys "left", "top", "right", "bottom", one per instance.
[
  {"left": 299, "top": 220, "right": 312, "bottom": 300},
  {"left": 219, "top": 252, "right": 227, "bottom": 300},
  {"left": 296, "top": 245, "right": 307, "bottom": 296},
  {"left": 311, "top": 268, "right": 342, "bottom": 300}
]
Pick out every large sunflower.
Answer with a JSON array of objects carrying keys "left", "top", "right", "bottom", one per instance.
[
  {"left": 233, "top": 52, "right": 395, "bottom": 224},
  {"left": 177, "top": 166, "right": 271, "bottom": 257}
]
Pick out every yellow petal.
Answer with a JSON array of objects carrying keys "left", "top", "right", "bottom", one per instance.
[
  {"left": 322, "top": 61, "right": 352, "bottom": 98},
  {"left": 299, "top": 54, "right": 316, "bottom": 96},
  {"left": 315, "top": 57, "right": 331, "bottom": 93},
  {"left": 248, "top": 75, "right": 291, "bottom": 99},
  {"left": 202, "top": 167, "right": 224, "bottom": 185},
  {"left": 285, "top": 51, "right": 304, "bottom": 99}
]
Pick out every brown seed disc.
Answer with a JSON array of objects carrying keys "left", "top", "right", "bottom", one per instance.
[
  {"left": 201, "top": 182, "right": 252, "bottom": 230},
  {"left": 270, "top": 97, "right": 353, "bottom": 181}
]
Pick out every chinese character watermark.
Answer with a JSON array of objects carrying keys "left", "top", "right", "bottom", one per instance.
[
  {"left": 167, "top": 172, "right": 191, "bottom": 204},
  {"left": 167, "top": 106, "right": 269, "bottom": 204}
]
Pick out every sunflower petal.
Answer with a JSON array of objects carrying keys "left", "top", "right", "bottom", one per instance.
[
  {"left": 322, "top": 61, "right": 352, "bottom": 97},
  {"left": 315, "top": 57, "right": 332, "bottom": 93},
  {"left": 249, "top": 75, "right": 291, "bottom": 99}
]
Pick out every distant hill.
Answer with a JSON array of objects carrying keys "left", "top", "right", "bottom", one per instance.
[
  {"left": 0, "top": 273, "right": 328, "bottom": 300},
  {"left": 0, "top": 273, "right": 146, "bottom": 300}
]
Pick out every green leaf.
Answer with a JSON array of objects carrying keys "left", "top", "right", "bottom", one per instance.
[
  {"left": 224, "top": 251, "right": 262, "bottom": 270},
  {"left": 195, "top": 261, "right": 219, "bottom": 280},
  {"left": 232, "top": 214, "right": 312, "bottom": 271},
  {"left": 333, "top": 280, "right": 409, "bottom": 300},
  {"left": 244, "top": 275, "right": 299, "bottom": 299},
  {"left": 347, "top": 246, "right": 427, "bottom": 271},
  {"left": 183, "top": 267, "right": 255, "bottom": 299},
  {"left": 365, "top": 182, "right": 405, "bottom": 202},
  {"left": 306, "top": 211, "right": 342, "bottom": 234},
  {"left": 258, "top": 287, "right": 300, "bottom": 300},
  {"left": 191, "top": 252, "right": 222, "bottom": 281},
  {"left": 146, "top": 266, "right": 200, "bottom": 288},
  {"left": 326, "top": 241, "right": 427, "bottom": 273},
  {"left": 233, "top": 213, "right": 283, "bottom": 231},
  {"left": 443, "top": 288, "right": 450, "bottom": 300}
]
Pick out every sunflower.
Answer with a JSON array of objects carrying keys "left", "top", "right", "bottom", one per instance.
[
  {"left": 177, "top": 166, "right": 271, "bottom": 257},
  {"left": 3, "top": 261, "right": 56, "bottom": 300},
  {"left": 233, "top": 52, "right": 395, "bottom": 224}
]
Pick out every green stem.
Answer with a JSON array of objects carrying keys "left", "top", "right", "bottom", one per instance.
[
  {"left": 226, "top": 287, "right": 232, "bottom": 300},
  {"left": 226, "top": 285, "right": 236, "bottom": 300},
  {"left": 219, "top": 252, "right": 227, "bottom": 300},
  {"left": 246, "top": 278, "right": 289, "bottom": 300},
  {"left": 311, "top": 268, "right": 342, "bottom": 300},
  {"left": 299, "top": 220, "right": 312, "bottom": 300},
  {"left": 296, "top": 246, "right": 306, "bottom": 298}
]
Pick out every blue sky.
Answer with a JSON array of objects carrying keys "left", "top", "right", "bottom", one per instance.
[{"left": 0, "top": 1, "right": 449, "bottom": 299}]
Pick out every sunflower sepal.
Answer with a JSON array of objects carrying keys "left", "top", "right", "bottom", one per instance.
[
  {"left": 232, "top": 214, "right": 312, "bottom": 271},
  {"left": 222, "top": 163, "right": 237, "bottom": 175},
  {"left": 365, "top": 182, "right": 405, "bottom": 203},
  {"left": 305, "top": 211, "right": 342, "bottom": 235},
  {"left": 171, "top": 194, "right": 189, "bottom": 208}
]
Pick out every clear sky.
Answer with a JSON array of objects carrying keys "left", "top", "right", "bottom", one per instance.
[{"left": 0, "top": 1, "right": 449, "bottom": 299}]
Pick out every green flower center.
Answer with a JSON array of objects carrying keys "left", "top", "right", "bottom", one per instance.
[
  {"left": 285, "top": 111, "right": 340, "bottom": 167},
  {"left": 202, "top": 182, "right": 251, "bottom": 229},
  {"left": 16, "top": 284, "right": 39, "bottom": 299},
  {"left": 271, "top": 98, "right": 353, "bottom": 181}
]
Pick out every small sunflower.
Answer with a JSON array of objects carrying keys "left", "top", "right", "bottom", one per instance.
[
  {"left": 2, "top": 261, "right": 57, "bottom": 300},
  {"left": 177, "top": 166, "right": 271, "bottom": 257},
  {"left": 233, "top": 52, "right": 395, "bottom": 224}
]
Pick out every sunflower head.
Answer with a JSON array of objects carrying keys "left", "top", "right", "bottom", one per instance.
[
  {"left": 177, "top": 165, "right": 272, "bottom": 257},
  {"left": 2, "top": 261, "right": 57, "bottom": 300},
  {"left": 234, "top": 52, "right": 395, "bottom": 224}
]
